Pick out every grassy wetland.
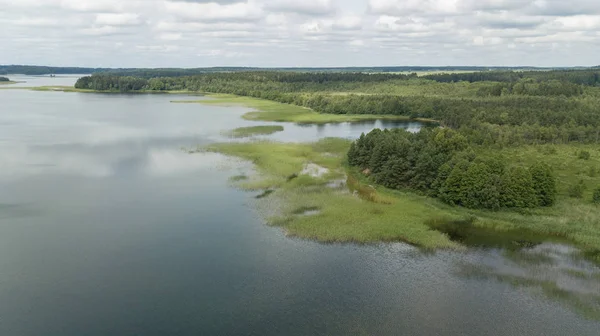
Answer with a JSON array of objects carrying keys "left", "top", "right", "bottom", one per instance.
[
  {"left": 223, "top": 125, "right": 284, "bottom": 138},
  {"left": 198, "top": 138, "right": 458, "bottom": 249},
  {"left": 198, "top": 138, "right": 600, "bottom": 261},
  {"left": 172, "top": 94, "right": 429, "bottom": 124}
]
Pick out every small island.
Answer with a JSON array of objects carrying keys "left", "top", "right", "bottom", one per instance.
[
  {"left": 0, "top": 76, "right": 15, "bottom": 85},
  {"left": 223, "top": 125, "right": 284, "bottom": 138}
]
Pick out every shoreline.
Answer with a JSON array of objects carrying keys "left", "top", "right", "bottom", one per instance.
[
  {"left": 199, "top": 138, "right": 599, "bottom": 264},
  {"left": 182, "top": 99, "right": 600, "bottom": 264},
  {"left": 173, "top": 94, "right": 439, "bottom": 125},
  {"left": 7, "top": 86, "right": 438, "bottom": 124}
]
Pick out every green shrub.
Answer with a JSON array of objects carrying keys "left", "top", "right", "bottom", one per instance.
[
  {"left": 438, "top": 159, "right": 470, "bottom": 206},
  {"left": 578, "top": 150, "right": 591, "bottom": 160},
  {"left": 539, "top": 146, "right": 557, "bottom": 155},
  {"left": 529, "top": 162, "right": 557, "bottom": 206},
  {"left": 593, "top": 187, "right": 600, "bottom": 204},
  {"left": 500, "top": 166, "right": 537, "bottom": 208},
  {"left": 461, "top": 163, "right": 502, "bottom": 210},
  {"left": 568, "top": 180, "right": 586, "bottom": 198}
]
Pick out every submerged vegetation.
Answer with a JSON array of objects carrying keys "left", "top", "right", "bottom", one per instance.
[
  {"left": 0, "top": 76, "right": 14, "bottom": 85},
  {"left": 224, "top": 125, "right": 284, "bottom": 138}
]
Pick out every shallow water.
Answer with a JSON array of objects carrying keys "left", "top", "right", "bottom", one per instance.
[{"left": 0, "top": 76, "right": 598, "bottom": 335}]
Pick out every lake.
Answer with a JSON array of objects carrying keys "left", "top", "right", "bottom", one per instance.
[{"left": 0, "top": 75, "right": 598, "bottom": 335}]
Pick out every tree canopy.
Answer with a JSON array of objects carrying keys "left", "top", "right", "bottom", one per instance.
[{"left": 347, "top": 128, "right": 557, "bottom": 210}]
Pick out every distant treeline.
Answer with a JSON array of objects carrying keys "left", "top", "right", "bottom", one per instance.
[
  {"left": 1, "top": 64, "right": 584, "bottom": 76},
  {"left": 95, "top": 66, "right": 554, "bottom": 78},
  {"left": 75, "top": 72, "right": 416, "bottom": 89},
  {"left": 0, "top": 76, "right": 9, "bottom": 81},
  {"left": 348, "top": 128, "right": 557, "bottom": 210},
  {"left": 0, "top": 65, "right": 106, "bottom": 75},
  {"left": 424, "top": 70, "right": 600, "bottom": 86}
]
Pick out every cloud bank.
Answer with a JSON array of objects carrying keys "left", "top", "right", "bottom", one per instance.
[{"left": 1, "top": 0, "right": 599, "bottom": 67}]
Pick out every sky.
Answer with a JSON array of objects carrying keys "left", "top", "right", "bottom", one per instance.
[{"left": 1, "top": 0, "right": 599, "bottom": 68}]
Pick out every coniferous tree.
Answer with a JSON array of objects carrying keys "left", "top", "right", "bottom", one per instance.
[
  {"left": 461, "top": 163, "right": 501, "bottom": 210},
  {"left": 593, "top": 187, "right": 600, "bottom": 204},
  {"left": 500, "top": 167, "right": 537, "bottom": 208},
  {"left": 529, "top": 162, "right": 557, "bottom": 206}
]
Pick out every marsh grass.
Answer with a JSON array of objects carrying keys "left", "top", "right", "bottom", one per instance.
[
  {"left": 229, "top": 175, "right": 248, "bottom": 182},
  {"left": 255, "top": 190, "right": 275, "bottom": 199},
  {"left": 223, "top": 125, "right": 284, "bottom": 138},
  {"left": 172, "top": 94, "right": 435, "bottom": 124},
  {"left": 291, "top": 206, "right": 321, "bottom": 215},
  {"left": 205, "top": 138, "right": 600, "bottom": 259}
]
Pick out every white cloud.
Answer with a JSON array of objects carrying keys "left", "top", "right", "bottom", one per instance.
[
  {"left": 60, "top": 0, "right": 125, "bottom": 12},
  {"left": 473, "top": 36, "right": 504, "bottom": 46},
  {"left": 197, "top": 49, "right": 251, "bottom": 58},
  {"left": 369, "top": 0, "right": 460, "bottom": 15},
  {"left": 333, "top": 16, "right": 363, "bottom": 30},
  {"left": 164, "top": 1, "right": 263, "bottom": 21},
  {"left": 136, "top": 45, "right": 180, "bottom": 52},
  {"left": 155, "top": 21, "right": 255, "bottom": 32},
  {"left": 1, "top": 0, "right": 600, "bottom": 67},
  {"left": 157, "top": 33, "right": 183, "bottom": 41},
  {"left": 12, "top": 17, "right": 63, "bottom": 27},
  {"left": 266, "top": 0, "right": 336, "bottom": 15},
  {"left": 95, "top": 13, "right": 142, "bottom": 26},
  {"left": 375, "top": 16, "right": 454, "bottom": 33},
  {"left": 555, "top": 15, "right": 600, "bottom": 30},
  {"left": 81, "top": 26, "right": 121, "bottom": 36}
]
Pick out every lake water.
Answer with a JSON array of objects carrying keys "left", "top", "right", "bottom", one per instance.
[{"left": 1, "top": 75, "right": 599, "bottom": 335}]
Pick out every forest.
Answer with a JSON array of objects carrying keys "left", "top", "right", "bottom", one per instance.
[
  {"left": 0, "top": 76, "right": 9, "bottom": 82},
  {"left": 423, "top": 69, "right": 600, "bottom": 86},
  {"left": 348, "top": 128, "right": 556, "bottom": 210}
]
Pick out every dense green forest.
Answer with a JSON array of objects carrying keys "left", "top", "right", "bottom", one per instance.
[
  {"left": 348, "top": 128, "right": 556, "bottom": 210},
  {"left": 424, "top": 69, "right": 600, "bottom": 86}
]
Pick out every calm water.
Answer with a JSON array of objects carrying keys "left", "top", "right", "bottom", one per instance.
[{"left": 0, "top": 75, "right": 599, "bottom": 335}]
